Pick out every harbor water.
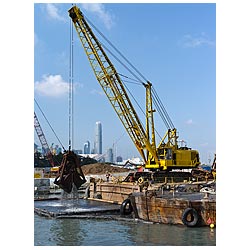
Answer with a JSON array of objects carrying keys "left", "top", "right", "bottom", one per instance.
[{"left": 34, "top": 198, "right": 216, "bottom": 246}]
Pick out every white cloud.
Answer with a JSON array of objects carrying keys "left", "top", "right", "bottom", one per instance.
[
  {"left": 35, "top": 74, "right": 69, "bottom": 97},
  {"left": 179, "top": 33, "right": 215, "bottom": 48},
  {"left": 81, "top": 3, "right": 114, "bottom": 29},
  {"left": 185, "top": 119, "right": 194, "bottom": 125},
  {"left": 45, "top": 3, "right": 66, "bottom": 22},
  {"left": 90, "top": 88, "right": 105, "bottom": 96}
]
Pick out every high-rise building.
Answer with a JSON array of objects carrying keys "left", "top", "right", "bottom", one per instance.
[
  {"left": 106, "top": 148, "right": 113, "bottom": 163},
  {"left": 84, "top": 140, "right": 90, "bottom": 154},
  {"left": 116, "top": 156, "right": 123, "bottom": 162},
  {"left": 94, "top": 121, "right": 102, "bottom": 154}
]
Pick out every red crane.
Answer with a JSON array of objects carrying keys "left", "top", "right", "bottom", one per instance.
[{"left": 34, "top": 112, "right": 55, "bottom": 168}]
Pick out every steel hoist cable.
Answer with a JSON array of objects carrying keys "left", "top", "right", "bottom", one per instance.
[
  {"left": 34, "top": 99, "right": 66, "bottom": 151},
  {"left": 85, "top": 15, "right": 175, "bottom": 133},
  {"left": 68, "top": 17, "right": 74, "bottom": 151}
]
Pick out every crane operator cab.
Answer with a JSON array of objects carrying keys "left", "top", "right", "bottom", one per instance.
[{"left": 54, "top": 150, "right": 86, "bottom": 193}]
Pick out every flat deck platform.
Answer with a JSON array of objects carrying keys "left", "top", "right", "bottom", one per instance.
[{"left": 34, "top": 198, "right": 120, "bottom": 218}]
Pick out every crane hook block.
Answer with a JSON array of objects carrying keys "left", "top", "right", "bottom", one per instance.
[{"left": 54, "top": 150, "right": 86, "bottom": 193}]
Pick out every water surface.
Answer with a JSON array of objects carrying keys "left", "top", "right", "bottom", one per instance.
[{"left": 34, "top": 198, "right": 216, "bottom": 246}]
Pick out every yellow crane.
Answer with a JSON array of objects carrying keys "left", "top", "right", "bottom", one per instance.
[{"left": 68, "top": 5, "right": 200, "bottom": 171}]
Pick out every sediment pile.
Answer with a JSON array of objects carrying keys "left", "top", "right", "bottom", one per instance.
[{"left": 81, "top": 163, "right": 130, "bottom": 175}]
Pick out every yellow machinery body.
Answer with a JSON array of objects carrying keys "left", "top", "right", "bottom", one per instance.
[{"left": 151, "top": 147, "right": 200, "bottom": 170}]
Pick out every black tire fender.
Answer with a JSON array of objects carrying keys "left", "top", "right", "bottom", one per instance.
[
  {"left": 182, "top": 207, "right": 200, "bottom": 227},
  {"left": 120, "top": 198, "right": 133, "bottom": 215}
]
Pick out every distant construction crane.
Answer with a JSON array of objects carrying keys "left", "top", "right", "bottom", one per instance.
[{"left": 34, "top": 112, "right": 55, "bottom": 167}]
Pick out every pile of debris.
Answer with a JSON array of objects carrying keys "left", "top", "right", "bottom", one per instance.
[
  {"left": 80, "top": 163, "right": 130, "bottom": 175},
  {"left": 174, "top": 181, "right": 216, "bottom": 194}
]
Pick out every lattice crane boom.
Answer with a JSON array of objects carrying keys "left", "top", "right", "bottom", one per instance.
[
  {"left": 68, "top": 6, "right": 159, "bottom": 164},
  {"left": 34, "top": 112, "right": 55, "bottom": 167}
]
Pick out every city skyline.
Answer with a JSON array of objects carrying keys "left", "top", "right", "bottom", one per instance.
[{"left": 34, "top": 118, "right": 122, "bottom": 163}]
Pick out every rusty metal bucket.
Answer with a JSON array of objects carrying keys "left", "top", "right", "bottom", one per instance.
[{"left": 54, "top": 150, "right": 86, "bottom": 193}]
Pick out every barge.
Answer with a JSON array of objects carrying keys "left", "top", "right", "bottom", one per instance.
[
  {"left": 129, "top": 191, "right": 216, "bottom": 227},
  {"left": 88, "top": 181, "right": 216, "bottom": 227}
]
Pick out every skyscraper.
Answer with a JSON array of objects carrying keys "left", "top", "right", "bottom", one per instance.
[
  {"left": 94, "top": 121, "right": 102, "bottom": 154},
  {"left": 83, "top": 140, "right": 90, "bottom": 154},
  {"left": 106, "top": 148, "right": 113, "bottom": 163}
]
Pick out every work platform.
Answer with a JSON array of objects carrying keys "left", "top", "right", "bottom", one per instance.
[{"left": 34, "top": 198, "right": 120, "bottom": 219}]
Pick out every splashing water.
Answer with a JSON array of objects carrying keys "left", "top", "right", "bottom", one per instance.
[{"left": 60, "top": 184, "right": 81, "bottom": 212}]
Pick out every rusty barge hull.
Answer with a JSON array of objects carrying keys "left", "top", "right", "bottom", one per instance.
[
  {"left": 88, "top": 182, "right": 216, "bottom": 227},
  {"left": 132, "top": 192, "right": 216, "bottom": 226}
]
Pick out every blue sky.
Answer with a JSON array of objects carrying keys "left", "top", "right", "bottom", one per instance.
[{"left": 34, "top": 2, "right": 216, "bottom": 163}]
